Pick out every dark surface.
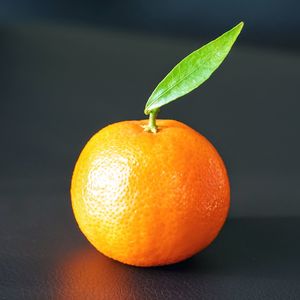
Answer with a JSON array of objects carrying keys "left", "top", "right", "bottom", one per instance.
[
  {"left": 0, "top": 180, "right": 300, "bottom": 299},
  {"left": 1, "top": 24, "right": 300, "bottom": 299}
]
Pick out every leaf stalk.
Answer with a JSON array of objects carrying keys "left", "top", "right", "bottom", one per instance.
[{"left": 143, "top": 109, "right": 159, "bottom": 133}]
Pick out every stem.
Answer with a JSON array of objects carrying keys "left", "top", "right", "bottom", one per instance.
[{"left": 143, "top": 109, "right": 159, "bottom": 133}]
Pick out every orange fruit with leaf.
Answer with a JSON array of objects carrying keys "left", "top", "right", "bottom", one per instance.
[{"left": 71, "top": 22, "right": 243, "bottom": 266}]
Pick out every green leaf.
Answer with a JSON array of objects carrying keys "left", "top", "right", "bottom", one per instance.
[{"left": 144, "top": 22, "right": 244, "bottom": 114}]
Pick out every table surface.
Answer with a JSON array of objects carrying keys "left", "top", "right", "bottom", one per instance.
[
  {"left": 1, "top": 180, "right": 300, "bottom": 299},
  {"left": 1, "top": 23, "right": 300, "bottom": 299}
]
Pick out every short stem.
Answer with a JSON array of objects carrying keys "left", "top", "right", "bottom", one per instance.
[{"left": 143, "top": 109, "right": 159, "bottom": 133}]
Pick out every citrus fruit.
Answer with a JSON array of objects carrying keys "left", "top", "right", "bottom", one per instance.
[
  {"left": 70, "top": 23, "right": 242, "bottom": 266},
  {"left": 71, "top": 119, "right": 230, "bottom": 266}
]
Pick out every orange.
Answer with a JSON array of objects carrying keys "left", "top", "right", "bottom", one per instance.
[{"left": 71, "top": 119, "right": 230, "bottom": 267}]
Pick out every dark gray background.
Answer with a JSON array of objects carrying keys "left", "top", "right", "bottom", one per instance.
[
  {"left": 0, "top": 0, "right": 300, "bottom": 49},
  {"left": 1, "top": 1, "right": 300, "bottom": 299},
  {"left": 1, "top": 23, "right": 299, "bottom": 217}
]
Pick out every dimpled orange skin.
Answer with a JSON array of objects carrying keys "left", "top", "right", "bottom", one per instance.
[{"left": 71, "top": 119, "right": 230, "bottom": 267}]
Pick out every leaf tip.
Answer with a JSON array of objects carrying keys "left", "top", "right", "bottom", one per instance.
[{"left": 237, "top": 21, "right": 244, "bottom": 32}]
